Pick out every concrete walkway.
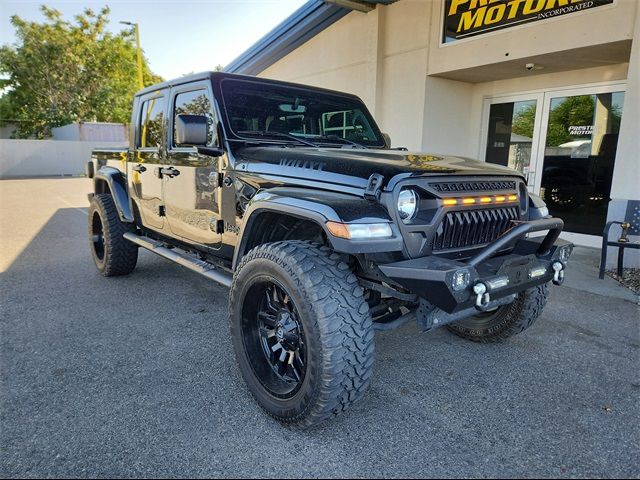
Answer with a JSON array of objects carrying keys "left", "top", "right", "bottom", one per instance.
[{"left": 564, "top": 246, "right": 639, "bottom": 303}]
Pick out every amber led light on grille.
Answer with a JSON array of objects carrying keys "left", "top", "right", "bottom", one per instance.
[{"left": 441, "top": 193, "right": 518, "bottom": 207}]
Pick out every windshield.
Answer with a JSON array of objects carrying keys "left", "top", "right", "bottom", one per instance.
[{"left": 220, "top": 78, "right": 385, "bottom": 148}]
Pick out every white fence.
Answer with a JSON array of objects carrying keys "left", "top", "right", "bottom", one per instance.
[
  {"left": 52, "top": 122, "right": 127, "bottom": 142},
  {"left": 0, "top": 139, "right": 126, "bottom": 179}
]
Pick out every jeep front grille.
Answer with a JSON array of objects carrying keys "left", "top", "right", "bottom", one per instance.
[
  {"left": 432, "top": 206, "right": 519, "bottom": 251},
  {"left": 430, "top": 180, "right": 516, "bottom": 193}
]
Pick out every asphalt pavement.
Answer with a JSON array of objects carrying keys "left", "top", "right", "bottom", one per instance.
[{"left": 1, "top": 177, "right": 639, "bottom": 478}]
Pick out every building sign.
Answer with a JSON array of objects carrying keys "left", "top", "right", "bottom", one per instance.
[{"left": 443, "top": 0, "right": 615, "bottom": 43}]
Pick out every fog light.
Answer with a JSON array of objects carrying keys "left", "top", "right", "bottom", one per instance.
[
  {"left": 529, "top": 266, "right": 548, "bottom": 279},
  {"left": 486, "top": 276, "right": 509, "bottom": 290},
  {"left": 451, "top": 269, "right": 471, "bottom": 291}
]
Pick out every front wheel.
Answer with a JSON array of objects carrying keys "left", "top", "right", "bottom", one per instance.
[
  {"left": 229, "top": 241, "right": 375, "bottom": 428},
  {"left": 447, "top": 283, "right": 549, "bottom": 343}
]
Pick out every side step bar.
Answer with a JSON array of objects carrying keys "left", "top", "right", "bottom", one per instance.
[{"left": 123, "top": 232, "right": 233, "bottom": 288}]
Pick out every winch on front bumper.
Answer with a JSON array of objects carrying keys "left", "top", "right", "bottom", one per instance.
[{"left": 379, "top": 218, "right": 573, "bottom": 329}]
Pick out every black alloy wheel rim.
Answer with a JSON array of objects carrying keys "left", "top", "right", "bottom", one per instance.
[
  {"left": 241, "top": 279, "right": 307, "bottom": 398},
  {"left": 91, "top": 211, "right": 105, "bottom": 261}
]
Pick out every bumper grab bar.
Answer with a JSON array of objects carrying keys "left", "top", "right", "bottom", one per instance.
[{"left": 468, "top": 218, "right": 564, "bottom": 267}]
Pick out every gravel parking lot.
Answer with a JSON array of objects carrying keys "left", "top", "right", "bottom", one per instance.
[{"left": 1, "top": 177, "right": 639, "bottom": 478}]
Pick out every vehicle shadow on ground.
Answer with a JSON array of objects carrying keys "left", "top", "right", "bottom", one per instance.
[{"left": 1, "top": 208, "right": 639, "bottom": 478}]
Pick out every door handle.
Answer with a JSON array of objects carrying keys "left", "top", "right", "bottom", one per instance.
[
  {"left": 132, "top": 164, "right": 146, "bottom": 172},
  {"left": 155, "top": 167, "right": 180, "bottom": 178}
]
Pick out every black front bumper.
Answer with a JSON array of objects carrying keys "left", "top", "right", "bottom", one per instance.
[{"left": 379, "top": 218, "right": 573, "bottom": 314}]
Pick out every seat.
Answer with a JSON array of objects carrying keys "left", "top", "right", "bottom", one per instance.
[{"left": 598, "top": 200, "right": 640, "bottom": 279}]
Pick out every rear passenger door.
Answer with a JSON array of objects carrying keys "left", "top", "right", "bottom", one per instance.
[
  {"left": 129, "top": 91, "right": 168, "bottom": 232},
  {"left": 163, "top": 82, "right": 222, "bottom": 249}
]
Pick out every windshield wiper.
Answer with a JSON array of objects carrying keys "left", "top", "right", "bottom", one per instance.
[
  {"left": 237, "top": 130, "right": 318, "bottom": 147},
  {"left": 316, "top": 134, "right": 367, "bottom": 149}
]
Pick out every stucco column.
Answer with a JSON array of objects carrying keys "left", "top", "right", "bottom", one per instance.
[{"left": 605, "top": 3, "right": 639, "bottom": 268}]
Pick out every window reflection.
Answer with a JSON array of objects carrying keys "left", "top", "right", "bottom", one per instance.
[
  {"left": 540, "top": 92, "right": 624, "bottom": 235},
  {"left": 485, "top": 100, "right": 537, "bottom": 176},
  {"left": 221, "top": 78, "right": 385, "bottom": 147},
  {"left": 139, "top": 96, "right": 165, "bottom": 148},
  {"left": 173, "top": 89, "right": 215, "bottom": 146}
]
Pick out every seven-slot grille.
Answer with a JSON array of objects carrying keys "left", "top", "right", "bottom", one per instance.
[
  {"left": 432, "top": 206, "right": 519, "bottom": 251},
  {"left": 430, "top": 180, "right": 516, "bottom": 193}
]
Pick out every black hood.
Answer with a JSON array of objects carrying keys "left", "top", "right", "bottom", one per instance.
[{"left": 233, "top": 146, "right": 523, "bottom": 190}]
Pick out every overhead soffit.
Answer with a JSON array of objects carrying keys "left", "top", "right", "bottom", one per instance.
[{"left": 430, "top": 40, "right": 632, "bottom": 83}]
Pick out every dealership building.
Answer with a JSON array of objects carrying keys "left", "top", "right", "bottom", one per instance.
[{"left": 226, "top": 0, "right": 639, "bottom": 257}]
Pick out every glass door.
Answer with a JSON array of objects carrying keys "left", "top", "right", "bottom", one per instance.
[
  {"left": 535, "top": 85, "right": 625, "bottom": 245},
  {"left": 481, "top": 93, "right": 544, "bottom": 191}
]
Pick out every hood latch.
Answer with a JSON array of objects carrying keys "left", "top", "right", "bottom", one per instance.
[{"left": 364, "top": 173, "right": 384, "bottom": 201}]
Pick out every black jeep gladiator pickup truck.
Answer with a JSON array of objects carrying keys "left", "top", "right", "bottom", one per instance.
[{"left": 87, "top": 71, "right": 573, "bottom": 427}]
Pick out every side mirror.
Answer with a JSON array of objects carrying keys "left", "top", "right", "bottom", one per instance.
[
  {"left": 176, "top": 114, "right": 208, "bottom": 146},
  {"left": 382, "top": 132, "right": 391, "bottom": 148}
]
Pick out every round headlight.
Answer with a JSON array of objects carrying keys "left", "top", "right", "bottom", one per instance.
[{"left": 398, "top": 189, "right": 418, "bottom": 221}]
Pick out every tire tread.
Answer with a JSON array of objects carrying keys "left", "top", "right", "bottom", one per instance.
[
  {"left": 89, "top": 193, "right": 138, "bottom": 276},
  {"left": 447, "top": 283, "right": 549, "bottom": 343}
]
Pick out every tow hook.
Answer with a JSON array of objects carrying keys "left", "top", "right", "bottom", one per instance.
[
  {"left": 552, "top": 261, "right": 565, "bottom": 285},
  {"left": 473, "top": 282, "right": 491, "bottom": 309}
]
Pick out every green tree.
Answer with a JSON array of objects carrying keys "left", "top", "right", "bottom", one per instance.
[
  {"left": 512, "top": 103, "right": 536, "bottom": 140},
  {"left": 545, "top": 95, "right": 595, "bottom": 146},
  {"left": 0, "top": 6, "right": 163, "bottom": 138}
]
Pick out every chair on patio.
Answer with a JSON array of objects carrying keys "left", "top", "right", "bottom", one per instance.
[{"left": 599, "top": 200, "right": 640, "bottom": 279}]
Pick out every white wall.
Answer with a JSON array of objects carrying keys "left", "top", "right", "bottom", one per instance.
[
  {"left": 604, "top": 4, "right": 640, "bottom": 268},
  {"left": 0, "top": 140, "right": 125, "bottom": 178},
  {"left": 421, "top": 76, "right": 475, "bottom": 156},
  {"left": 610, "top": 5, "right": 640, "bottom": 202},
  {"left": 260, "top": 9, "right": 378, "bottom": 106}
]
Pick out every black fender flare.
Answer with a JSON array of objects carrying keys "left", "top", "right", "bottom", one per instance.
[
  {"left": 232, "top": 188, "right": 403, "bottom": 269},
  {"left": 93, "top": 166, "right": 134, "bottom": 223}
]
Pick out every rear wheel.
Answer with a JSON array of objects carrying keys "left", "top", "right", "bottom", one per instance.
[
  {"left": 229, "top": 241, "right": 374, "bottom": 428},
  {"left": 447, "top": 283, "right": 549, "bottom": 343},
  {"left": 88, "top": 193, "right": 138, "bottom": 276}
]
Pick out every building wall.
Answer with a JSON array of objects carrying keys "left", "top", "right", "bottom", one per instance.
[{"left": 260, "top": 9, "right": 377, "bottom": 105}]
